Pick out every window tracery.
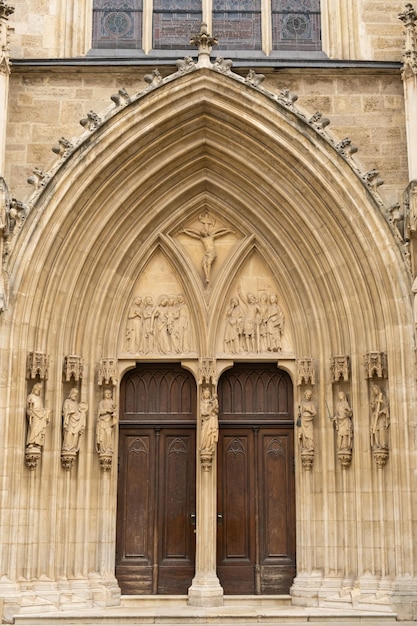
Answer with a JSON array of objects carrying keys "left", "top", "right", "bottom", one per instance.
[{"left": 91, "top": 0, "right": 321, "bottom": 53}]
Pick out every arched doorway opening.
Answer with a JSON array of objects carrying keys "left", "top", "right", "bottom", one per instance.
[
  {"left": 216, "top": 363, "right": 295, "bottom": 594},
  {"left": 116, "top": 363, "right": 197, "bottom": 594}
]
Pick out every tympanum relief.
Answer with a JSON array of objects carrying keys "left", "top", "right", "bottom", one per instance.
[
  {"left": 125, "top": 293, "right": 192, "bottom": 355},
  {"left": 223, "top": 280, "right": 285, "bottom": 354},
  {"left": 181, "top": 210, "right": 235, "bottom": 286}
]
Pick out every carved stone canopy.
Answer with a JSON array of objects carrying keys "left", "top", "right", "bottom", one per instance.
[
  {"left": 363, "top": 351, "right": 388, "bottom": 379},
  {"left": 330, "top": 355, "right": 350, "bottom": 383},
  {"left": 27, "top": 352, "right": 49, "bottom": 380}
]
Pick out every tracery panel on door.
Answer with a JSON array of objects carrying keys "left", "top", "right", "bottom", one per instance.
[
  {"left": 217, "top": 363, "right": 295, "bottom": 595},
  {"left": 116, "top": 364, "right": 196, "bottom": 595}
]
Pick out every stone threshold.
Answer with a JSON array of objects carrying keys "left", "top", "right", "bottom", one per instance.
[{"left": 12, "top": 595, "right": 407, "bottom": 625}]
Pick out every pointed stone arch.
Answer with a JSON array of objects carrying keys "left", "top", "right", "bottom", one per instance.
[{"left": 1, "top": 62, "right": 416, "bottom": 617}]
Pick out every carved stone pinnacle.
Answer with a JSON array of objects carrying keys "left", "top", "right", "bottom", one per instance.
[{"left": 190, "top": 23, "right": 218, "bottom": 68}]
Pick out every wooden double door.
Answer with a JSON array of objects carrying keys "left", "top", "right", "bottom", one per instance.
[{"left": 116, "top": 363, "right": 295, "bottom": 595}]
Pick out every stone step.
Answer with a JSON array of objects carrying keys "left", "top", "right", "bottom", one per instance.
[{"left": 12, "top": 595, "right": 407, "bottom": 626}]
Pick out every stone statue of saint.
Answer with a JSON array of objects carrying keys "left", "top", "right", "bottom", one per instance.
[
  {"left": 370, "top": 384, "right": 390, "bottom": 449},
  {"left": 62, "top": 388, "right": 88, "bottom": 453},
  {"left": 182, "top": 211, "right": 234, "bottom": 284},
  {"left": 298, "top": 389, "right": 316, "bottom": 452},
  {"left": 26, "top": 382, "right": 50, "bottom": 448},
  {"left": 333, "top": 391, "right": 353, "bottom": 452},
  {"left": 200, "top": 387, "right": 219, "bottom": 455},
  {"left": 96, "top": 388, "right": 118, "bottom": 455}
]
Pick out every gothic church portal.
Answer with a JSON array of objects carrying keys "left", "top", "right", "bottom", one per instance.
[{"left": 0, "top": 2, "right": 417, "bottom": 623}]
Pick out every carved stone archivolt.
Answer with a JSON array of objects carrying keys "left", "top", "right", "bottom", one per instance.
[
  {"left": 124, "top": 293, "right": 192, "bottom": 355},
  {"left": 297, "top": 389, "right": 316, "bottom": 471},
  {"left": 224, "top": 282, "right": 285, "bottom": 354}
]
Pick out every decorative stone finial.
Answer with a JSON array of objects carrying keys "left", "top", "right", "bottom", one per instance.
[
  {"left": 190, "top": 23, "right": 218, "bottom": 68},
  {"left": 399, "top": 3, "right": 417, "bottom": 77}
]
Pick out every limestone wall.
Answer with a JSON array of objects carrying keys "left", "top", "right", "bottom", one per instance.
[{"left": 6, "top": 67, "right": 407, "bottom": 207}]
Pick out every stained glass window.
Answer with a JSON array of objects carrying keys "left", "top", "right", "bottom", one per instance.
[
  {"left": 153, "top": 0, "right": 203, "bottom": 50},
  {"left": 272, "top": 0, "right": 321, "bottom": 51},
  {"left": 92, "top": 0, "right": 143, "bottom": 49},
  {"left": 213, "top": 0, "right": 262, "bottom": 51}
]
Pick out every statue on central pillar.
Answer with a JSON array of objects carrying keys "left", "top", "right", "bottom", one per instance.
[{"left": 199, "top": 386, "right": 219, "bottom": 471}]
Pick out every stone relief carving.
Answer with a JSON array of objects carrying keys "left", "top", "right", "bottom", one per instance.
[
  {"left": 124, "top": 293, "right": 192, "bottom": 355},
  {"left": 297, "top": 389, "right": 316, "bottom": 471},
  {"left": 370, "top": 384, "right": 390, "bottom": 468},
  {"left": 96, "top": 388, "right": 118, "bottom": 471},
  {"left": 330, "top": 355, "right": 350, "bottom": 382},
  {"left": 297, "top": 358, "right": 316, "bottom": 386},
  {"left": 181, "top": 211, "right": 235, "bottom": 285},
  {"left": 331, "top": 391, "right": 353, "bottom": 469},
  {"left": 224, "top": 282, "right": 284, "bottom": 354},
  {"left": 61, "top": 388, "right": 88, "bottom": 471},
  {"left": 199, "top": 387, "right": 219, "bottom": 472},
  {"left": 25, "top": 382, "right": 50, "bottom": 470}
]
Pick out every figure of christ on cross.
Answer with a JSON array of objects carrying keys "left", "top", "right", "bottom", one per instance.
[{"left": 181, "top": 211, "right": 234, "bottom": 284}]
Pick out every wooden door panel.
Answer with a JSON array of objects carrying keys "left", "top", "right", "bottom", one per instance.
[
  {"left": 158, "top": 431, "right": 196, "bottom": 594},
  {"left": 217, "top": 430, "right": 255, "bottom": 594},
  {"left": 258, "top": 431, "right": 296, "bottom": 594},
  {"left": 217, "top": 364, "right": 295, "bottom": 595},
  {"left": 116, "top": 429, "right": 155, "bottom": 594}
]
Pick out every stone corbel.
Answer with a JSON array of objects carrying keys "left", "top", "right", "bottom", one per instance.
[
  {"left": 27, "top": 351, "right": 49, "bottom": 380},
  {"left": 330, "top": 355, "right": 350, "bottom": 383},
  {"left": 296, "top": 358, "right": 316, "bottom": 386},
  {"left": 363, "top": 351, "right": 388, "bottom": 379},
  {"left": 97, "top": 358, "right": 118, "bottom": 387}
]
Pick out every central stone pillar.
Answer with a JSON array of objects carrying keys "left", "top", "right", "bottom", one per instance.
[{"left": 188, "top": 378, "right": 223, "bottom": 607}]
